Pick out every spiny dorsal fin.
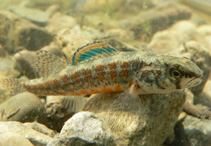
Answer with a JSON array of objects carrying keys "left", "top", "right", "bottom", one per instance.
[
  {"left": 34, "top": 50, "right": 68, "bottom": 78},
  {"left": 0, "top": 78, "right": 26, "bottom": 96},
  {"left": 72, "top": 41, "right": 118, "bottom": 65}
]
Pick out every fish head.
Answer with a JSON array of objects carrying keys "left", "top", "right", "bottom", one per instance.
[
  {"left": 163, "top": 56, "right": 203, "bottom": 90},
  {"left": 135, "top": 56, "right": 203, "bottom": 94}
]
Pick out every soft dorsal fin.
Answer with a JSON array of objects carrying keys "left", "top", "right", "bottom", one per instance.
[
  {"left": 34, "top": 50, "right": 68, "bottom": 78},
  {"left": 72, "top": 41, "right": 118, "bottom": 65}
]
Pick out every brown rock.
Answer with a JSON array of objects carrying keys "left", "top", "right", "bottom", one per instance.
[
  {"left": 0, "top": 10, "right": 54, "bottom": 53},
  {"left": 149, "top": 20, "right": 196, "bottom": 54},
  {"left": 130, "top": 2, "right": 191, "bottom": 41},
  {"left": 0, "top": 92, "right": 47, "bottom": 124},
  {"left": 0, "top": 55, "right": 20, "bottom": 78},
  {"left": 14, "top": 50, "right": 36, "bottom": 79}
]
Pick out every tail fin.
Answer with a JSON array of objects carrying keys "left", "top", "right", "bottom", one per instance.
[{"left": 0, "top": 78, "right": 27, "bottom": 96}]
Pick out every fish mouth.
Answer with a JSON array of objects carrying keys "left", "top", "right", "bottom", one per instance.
[{"left": 186, "top": 76, "right": 203, "bottom": 88}]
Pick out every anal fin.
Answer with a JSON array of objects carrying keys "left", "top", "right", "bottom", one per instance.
[{"left": 34, "top": 50, "right": 68, "bottom": 78}]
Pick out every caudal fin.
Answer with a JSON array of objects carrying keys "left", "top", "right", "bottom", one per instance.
[{"left": 0, "top": 78, "right": 26, "bottom": 96}]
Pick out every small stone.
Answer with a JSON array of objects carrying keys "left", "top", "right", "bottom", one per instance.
[
  {"left": 23, "top": 122, "right": 58, "bottom": 137},
  {"left": 183, "top": 115, "right": 211, "bottom": 146},
  {"left": 45, "top": 4, "right": 60, "bottom": 18},
  {"left": 0, "top": 56, "right": 20, "bottom": 78},
  {"left": 46, "top": 96, "right": 85, "bottom": 118},
  {"left": 0, "top": 10, "right": 54, "bottom": 53},
  {"left": 57, "top": 28, "right": 93, "bottom": 63},
  {"left": 14, "top": 50, "right": 36, "bottom": 79},
  {"left": 149, "top": 20, "right": 196, "bottom": 54},
  {"left": 47, "top": 111, "right": 115, "bottom": 146},
  {"left": 130, "top": 2, "right": 191, "bottom": 42},
  {"left": 0, "top": 92, "right": 47, "bottom": 124},
  {"left": 41, "top": 42, "right": 63, "bottom": 58},
  {"left": 195, "top": 79, "right": 211, "bottom": 107},
  {"left": 46, "top": 15, "right": 76, "bottom": 34},
  {"left": 0, "top": 121, "right": 54, "bottom": 145},
  {"left": 8, "top": 6, "right": 49, "bottom": 26},
  {"left": 45, "top": 96, "right": 86, "bottom": 131},
  {"left": 196, "top": 24, "right": 211, "bottom": 36},
  {"left": 0, "top": 132, "right": 34, "bottom": 146}
]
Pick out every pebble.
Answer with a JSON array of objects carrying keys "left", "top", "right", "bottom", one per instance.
[
  {"left": 8, "top": 6, "right": 49, "bottom": 26},
  {"left": 0, "top": 121, "right": 55, "bottom": 145},
  {"left": 183, "top": 116, "right": 211, "bottom": 146},
  {"left": 47, "top": 111, "right": 115, "bottom": 146},
  {"left": 0, "top": 92, "right": 47, "bottom": 124},
  {"left": 0, "top": 132, "right": 34, "bottom": 146}
]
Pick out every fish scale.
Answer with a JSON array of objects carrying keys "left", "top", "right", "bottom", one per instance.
[{"left": 0, "top": 41, "right": 203, "bottom": 96}]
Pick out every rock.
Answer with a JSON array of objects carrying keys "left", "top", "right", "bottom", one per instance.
[
  {"left": 102, "top": 38, "right": 139, "bottom": 51},
  {"left": 23, "top": 122, "right": 58, "bottom": 137},
  {"left": 14, "top": 47, "right": 62, "bottom": 79},
  {"left": 40, "top": 42, "right": 63, "bottom": 57},
  {"left": 46, "top": 14, "right": 76, "bottom": 34},
  {"left": 0, "top": 121, "right": 55, "bottom": 146},
  {"left": 0, "top": 44, "right": 7, "bottom": 57},
  {"left": 196, "top": 24, "right": 211, "bottom": 51},
  {"left": 149, "top": 20, "right": 196, "bottom": 54},
  {"left": 14, "top": 50, "right": 36, "bottom": 79},
  {"left": 45, "top": 95, "right": 86, "bottom": 131},
  {"left": 45, "top": 4, "right": 60, "bottom": 18},
  {"left": 76, "top": 0, "right": 154, "bottom": 14},
  {"left": 195, "top": 79, "right": 211, "bottom": 107},
  {"left": 196, "top": 24, "right": 211, "bottom": 36},
  {"left": 56, "top": 28, "right": 93, "bottom": 63},
  {"left": 8, "top": 6, "right": 49, "bottom": 26},
  {"left": 0, "top": 92, "right": 47, "bottom": 125},
  {"left": 46, "top": 96, "right": 85, "bottom": 118},
  {"left": 47, "top": 111, "right": 115, "bottom": 146},
  {"left": 183, "top": 115, "right": 211, "bottom": 146},
  {"left": 0, "top": 55, "right": 20, "bottom": 78},
  {"left": 130, "top": 2, "right": 191, "bottom": 42},
  {"left": 0, "top": 132, "right": 34, "bottom": 146},
  {"left": 107, "top": 28, "right": 135, "bottom": 42},
  {"left": 83, "top": 89, "right": 186, "bottom": 146},
  {"left": 0, "top": 10, "right": 54, "bottom": 53}
]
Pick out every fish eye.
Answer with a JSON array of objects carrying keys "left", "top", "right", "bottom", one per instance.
[{"left": 171, "top": 69, "right": 181, "bottom": 78}]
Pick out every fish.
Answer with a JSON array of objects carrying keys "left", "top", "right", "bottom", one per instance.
[{"left": 0, "top": 41, "right": 203, "bottom": 96}]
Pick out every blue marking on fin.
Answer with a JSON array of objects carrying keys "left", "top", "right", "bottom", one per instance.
[{"left": 72, "top": 41, "right": 118, "bottom": 65}]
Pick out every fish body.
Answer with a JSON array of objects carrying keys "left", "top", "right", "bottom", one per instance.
[{"left": 0, "top": 41, "right": 203, "bottom": 96}]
